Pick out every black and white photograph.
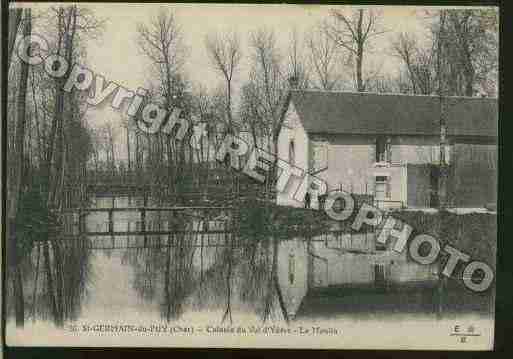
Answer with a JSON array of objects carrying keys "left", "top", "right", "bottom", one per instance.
[{"left": 3, "top": 2, "right": 498, "bottom": 350}]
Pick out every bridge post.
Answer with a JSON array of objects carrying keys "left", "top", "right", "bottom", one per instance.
[
  {"left": 141, "top": 199, "right": 147, "bottom": 246},
  {"left": 141, "top": 208, "right": 146, "bottom": 233},
  {"left": 108, "top": 209, "right": 114, "bottom": 234},
  {"left": 143, "top": 192, "right": 148, "bottom": 207},
  {"left": 78, "top": 209, "right": 84, "bottom": 235},
  {"left": 81, "top": 183, "right": 86, "bottom": 205},
  {"left": 142, "top": 193, "right": 148, "bottom": 230}
]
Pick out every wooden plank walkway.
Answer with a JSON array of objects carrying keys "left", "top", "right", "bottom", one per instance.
[
  {"left": 63, "top": 206, "right": 234, "bottom": 213},
  {"left": 59, "top": 229, "right": 233, "bottom": 237},
  {"left": 36, "top": 238, "right": 238, "bottom": 251}
]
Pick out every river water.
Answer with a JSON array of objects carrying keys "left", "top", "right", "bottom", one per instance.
[{"left": 6, "top": 195, "right": 495, "bottom": 349}]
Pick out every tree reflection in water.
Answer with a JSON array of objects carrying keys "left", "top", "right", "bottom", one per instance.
[
  {"left": 121, "top": 204, "right": 298, "bottom": 324},
  {"left": 13, "top": 235, "right": 93, "bottom": 326}
]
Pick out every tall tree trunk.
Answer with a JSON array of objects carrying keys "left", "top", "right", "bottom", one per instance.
[
  {"left": 8, "top": 8, "right": 23, "bottom": 73},
  {"left": 273, "top": 235, "right": 289, "bottom": 323},
  {"left": 9, "top": 9, "right": 32, "bottom": 328},
  {"left": 227, "top": 79, "right": 232, "bottom": 126},
  {"left": 43, "top": 6, "right": 76, "bottom": 326},
  {"left": 221, "top": 232, "right": 233, "bottom": 324},
  {"left": 43, "top": 7, "right": 65, "bottom": 200},
  {"left": 52, "top": 7, "right": 77, "bottom": 205},
  {"left": 51, "top": 108, "right": 65, "bottom": 204},
  {"left": 51, "top": 240, "right": 65, "bottom": 325},
  {"left": 43, "top": 241, "right": 59, "bottom": 322},
  {"left": 437, "top": 11, "right": 448, "bottom": 209},
  {"left": 50, "top": 34, "right": 73, "bottom": 326},
  {"left": 356, "top": 10, "right": 365, "bottom": 92},
  {"left": 9, "top": 8, "right": 30, "bottom": 227},
  {"left": 436, "top": 10, "right": 447, "bottom": 319},
  {"left": 165, "top": 234, "right": 171, "bottom": 321},
  {"left": 32, "top": 243, "right": 41, "bottom": 322},
  {"left": 356, "top": 48, "right": 364, "bottom": 92}
]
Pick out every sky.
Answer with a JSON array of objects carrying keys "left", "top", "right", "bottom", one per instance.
[
  {"left": 21, "top": 4, "right": 429, "bottom": 92},
  {"left": 81, "top": 4, "right": 428, "bottom": 92},
  {"left": 14, "top": 3, "right": 491, "bottom": 159}
]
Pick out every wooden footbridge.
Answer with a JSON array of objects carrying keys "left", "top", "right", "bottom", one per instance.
[
  {"left": 53, "top": 173, "right": 279, "bottom": 250},
  {"left": 50, "top": 203, "right": 239, "bottom": 250},
  {"left": 54, "top": 174, "right": 370, "bottom": 251}
]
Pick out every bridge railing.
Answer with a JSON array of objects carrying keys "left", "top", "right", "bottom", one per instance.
[{"left": 62, "top": 214, "right": 231, "bottom": 236}]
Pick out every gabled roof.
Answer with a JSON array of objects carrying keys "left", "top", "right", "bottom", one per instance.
[{"left": 286, "top": 90, "right": 498, "bottom": 138}]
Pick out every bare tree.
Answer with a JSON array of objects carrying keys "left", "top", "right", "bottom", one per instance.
[
  {"left": 440, "top": 9, "right": 498, "bottom": 97},
  {"left": 137, "top": 10, "right": 187, "bottom": 110},
  {"left": 43, "top": 5, "right": 104, "bottom": 205},
  {"left": 203, "top": 33, "right": 244, "bottom": 322},
  {"left": 286, "top": 28, "right": 309, "bottom": 90},
  {"left": 4, "top": 4, "right": 103, "bottom": 328},
  {"left": 307, "top": 23, "right": 344, "bottom": 90},
  {"left": 205, "top": 30, "right": 242, "bottom": 130},
  {"left": 325, "top": 9, "right": 385, "bottom": 92},
  {"left": 239, "top": 81, "right": 262, "bottom": 148},
  {"left": 246, "top": 28, "right": 286, "bottom": 152},
  {"left": 393, "top": 9, "right": 497, "bottom": 98},
  {"left": 124, "top": 120, "right": 132, "bottom": 172},
  {"left": 43, "top": 5, "right": 103, "bottom": 326},
  {"left": 392, "top": 32, "right": 436, "bottom": 95},
  {"left": 137, "top": 10, "right": 192, "bottom": 198},
  {"left": 100, "top": 122, "right": 117, "bottom": 174}
]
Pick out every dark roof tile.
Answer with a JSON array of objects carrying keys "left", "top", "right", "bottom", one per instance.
[{"left": 289, "top": 90, "right": 497, "bottom": 138}]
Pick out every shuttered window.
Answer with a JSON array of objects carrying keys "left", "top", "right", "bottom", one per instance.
[{"left": 376, "top": 136, "right": 392, "bottom": 163}]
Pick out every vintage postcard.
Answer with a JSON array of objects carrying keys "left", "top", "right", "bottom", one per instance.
[{"left": 4, "top": 2, "right": 498, "bottom": 350}]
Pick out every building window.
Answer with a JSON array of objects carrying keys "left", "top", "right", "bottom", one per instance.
[
  {"left": 376, "top": 136, "right": 391, "bottom": 163},
  {"left": 429, "top": 164, "right": 439, "bottom": 208},
  {"left": 375, "top": 174, "right": 391, "bottom": 209},
  {"left": 288, "top": 254, "right": 295, "bottom": 284},
  {"left": 289, "top": 140, "right": 296, "bottom": 165},
  {"left": 311, "top": 140, "right": 328, "bottom": 172},
  {"left": 375, "top": 175, "right": 391, "bottom": 199}
]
